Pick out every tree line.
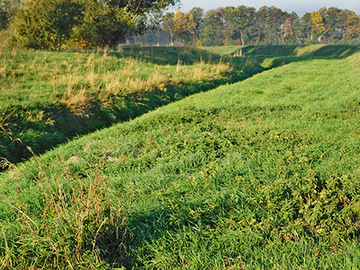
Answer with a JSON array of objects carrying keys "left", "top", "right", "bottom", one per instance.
[
  {"left": 162, "top": 6, "right": 360, "bottom": 46},
  {"left": 1, "top": 1, "right": 359, "bottom": 49},
  {"left": 0, "top": 0, "right": 179, "bottom": 49}
]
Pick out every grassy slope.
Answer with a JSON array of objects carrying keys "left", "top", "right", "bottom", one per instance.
[
  {"left": 1, "top": 45, "right": 357, "bottom": 165},
  {"left": 1, "top": 50, "right": 360, "bottom": 268},
  {"left": 204, "top": 44, "right": 360, "bottom": 68},
  {"left": 203, "top": 44, "right": 360, "bottom": 57},
  {"left": 0, "top": 47, "right": 262, "bottom": 164}
]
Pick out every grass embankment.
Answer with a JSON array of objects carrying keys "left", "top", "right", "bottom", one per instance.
[
  {"left": 0, "top": 47, "right": 263, "bottom": 164},
  {"left": 1, "top": 49, "right": 360, "bottom": 268},
  {"left": 204, "top": 44, "right": 360, "bottom": 68}
]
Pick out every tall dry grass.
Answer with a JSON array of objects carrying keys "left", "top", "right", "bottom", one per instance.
[{"left": 62, "top": 84, "right": 91, "bottom": 115}]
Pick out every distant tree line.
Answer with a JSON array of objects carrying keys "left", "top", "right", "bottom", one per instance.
[
  {"left": 1, "top": 1, "right": 359, "bottom": 48},
  {"left": 0, "top": 0, "right": 179, "bottom": 49},
  {"left": 162, "top": 6, "right": 360, "bottom": 46}
]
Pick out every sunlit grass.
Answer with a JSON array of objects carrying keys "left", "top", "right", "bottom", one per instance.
[
  {"left": 1, "top": 49, "right": 360, "bottom": 268},
  {"left": 0, "top": 47, "right": 251, "bottom": 164},
  {"left": 0, "top": 49, "right": 230, "bottom": 108}
]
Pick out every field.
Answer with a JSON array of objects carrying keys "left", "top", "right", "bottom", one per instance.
[
  {"left": 1, "top": 45, "right": 360, "bottom": 269},
  {"left": 0, "top": 46, "right": 264, "bottom": 164}
]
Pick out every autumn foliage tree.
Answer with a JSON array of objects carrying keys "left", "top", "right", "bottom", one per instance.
[
  {"left": 188, "top": 7, "right": 204, "bottom": 45},
  {"left": 282, "top": 18, "right": 294, "bottom": 43},
  {"left": 343, "top": 13, "right": 360, "bottom": 43},
  {"left": 310, "top": 12, "right": 328, "bottom": 42},
  {"left": 161, "top": 5, "right": 359, "bottom": 46},
  {"left": 173, "top": 10, "right": 196, "bottom": 45}
]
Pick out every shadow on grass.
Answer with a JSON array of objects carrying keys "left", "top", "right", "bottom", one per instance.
[
  {"left": 3, "top": 45, "right": 358, "bottom": 166},
  {"left": 237, "top": 45, "right": 360, "bottom": 58},
  {"left": 0, "top": 61, "right": 264, "bottom": 166},
  {"left": 105, "top": 201, "right": 211, "bottom": 268},
  {"left": 229, "top": 45, "right": 360, "bottom": 69},
  {"left": 108, "top": 46, "right": 223, "bottom": 65}
]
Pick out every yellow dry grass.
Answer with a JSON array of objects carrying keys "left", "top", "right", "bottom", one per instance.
[
  {"left": 62, "top": 84, "right": 91, "bottom": 115},
  {"left": 147, "top": 73, "right": 169, "bottom": 91}
]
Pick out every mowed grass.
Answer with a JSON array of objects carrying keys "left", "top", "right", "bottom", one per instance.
[
  {"left": 204, "top": 44, "right": 360, "bottom": 69},
  {"left": 1, "top": 48, "right": 360, "bottom": 268},
  {"left": 203, "top": 44, "right": 360, "bottom": 58},
  {"left": 0, "top": 47, "right": 262, "bottom": 164}
]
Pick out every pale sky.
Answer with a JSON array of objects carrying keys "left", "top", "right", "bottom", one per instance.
[{"left": 178, "top": 0, "right": 360, "bottom": 15}]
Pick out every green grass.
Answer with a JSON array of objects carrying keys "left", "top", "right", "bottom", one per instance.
[
  {"left": 203, "top": 44, "right": 360, "bottom": 68},
  {"left": 203, "top": 44, "right": 360, "bottom": 58},
  {"left": 1, "top": 48, "right": 360, "bottom": 268},
  {"left": 2, "top": 45, "right": 358, "bottom": 165},
  {"left": 201, "top": 45, "right": 243, "bottom": 56},
  {"left": 0, "top": 47, "right": 264, "bottom": 164}
]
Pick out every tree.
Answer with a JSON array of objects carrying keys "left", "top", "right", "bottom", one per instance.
[
  {"left": 199, "top": 9, "right": 224, "bottom": 46},
  {"left": 7, "top": 0, "right": 179, "bottom": 49},
  {"left": 300, "top": 12, "right": 312, "bottom": 43},
  {"left": 223, "top": 6, "right": 241, "bottom": 45},
  {"left": 104, "top": 0, "right": 179, "bottom": 17},
  {"left": 257, "top": 6, "right": 288, "bottom": 44},
  {"left": 288, "top": 12, "right": 302, "bottom": 44},
  {"left": 282, "top": 18, "right": 294, "bottom": 44},
  {"left": 8, "top": 0, "right": 85, "bottom": 49},
  {"left": 311, "top": 11, "right": 328, "bottom": 43},
  {"left": 343, "top": 12, "right": 360, "bottom": 43},
  {"left": 0, "top": 0, "right": 21, "bottom": 29},
  {"left": 173, "top": 10, "right": 196, "bottom": 45},
  {"left": 162, "top": 12, "right": 175, "bottom": 45},
  {"left": 319, "top": 7, "right": 345, "bottom": 43},
  {"left": 102, "top": 0, "right": 180, "bottom": 36},
  {"left": 236, "top": 5, "right": 257, "bottom": 45},
  {"left": 188, "top": 7, "right": 203, "bottom": 44},
  {"left": 73, "top": 1, "right": 137, "bottom": 47}
]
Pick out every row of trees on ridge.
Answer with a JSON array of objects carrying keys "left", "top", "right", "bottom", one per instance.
[
  {"left": 1, "top": 1, "right": 359, "bottom": 48},
  {"left": 162, "top": 6, "right": 360, "bottom": 46}
]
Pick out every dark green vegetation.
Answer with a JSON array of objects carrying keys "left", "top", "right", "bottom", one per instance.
[
  {"left": 2, "top": 0, "right": 179, "bottom": 48},
  {"left": 1, "top": 45, "right": 360, "bottom": 268},
  {"left": 0, "top": 46, "right": 264, "bottom": 165}
]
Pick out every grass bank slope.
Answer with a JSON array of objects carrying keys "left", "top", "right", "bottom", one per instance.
[
  {"left": 205, "top": 44, "right": 360, "bottom": 58},
  {"left": 0, "top": 47, "right": 262, "bottom": 164},
  {"left": 1, "top": 52, "right": 360, "bottom": 268},
  {"left": 205, "top": 44, "right": 360, "bottom": 68}
]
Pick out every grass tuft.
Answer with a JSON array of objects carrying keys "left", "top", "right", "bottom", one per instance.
[
  {"left": 62, "top": 87, "right": 91, "bottom": 116},
  {"left": 1, "top": 156, "right": 130, "bottom": 269}
]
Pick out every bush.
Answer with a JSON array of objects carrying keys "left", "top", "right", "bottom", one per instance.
[{"left": 7, "top": 0, "right": 136, "bottom": 49}]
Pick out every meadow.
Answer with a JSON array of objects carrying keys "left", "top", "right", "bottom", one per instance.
[
  {"left": 2, "top": 45, "right": 358, "bottom": 165},
  {"left": 0, "top": 46, "right": 265, "bottom": 165},
  {"left": 1, "top": 45, "right": 360, "bottom": 269}
]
